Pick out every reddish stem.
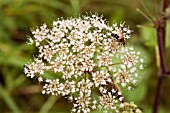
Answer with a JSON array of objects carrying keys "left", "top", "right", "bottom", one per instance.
[
  {"left": 153, "top": 26, "right": 166, "bottom": 113},
  {"left": 153, "top": 0, "right": 169, "bottom": 113}
]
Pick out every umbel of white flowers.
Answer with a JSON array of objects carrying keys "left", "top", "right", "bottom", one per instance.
[{"left": 24, "top": 13, "right": 144, "bottom": 113}]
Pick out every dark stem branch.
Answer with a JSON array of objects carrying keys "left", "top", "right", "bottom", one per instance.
[
  {"left": 153, "top": 75, "right": 164, "bottom": 113},
  {"left": 153, "top": 0, "right": 169, "bottom": 113},
  {"left": 138, "top": 0, "right": 169, "bottom": 112},
  {"left": 153, "top": 27, "right": 167, "bottom": 113},
  {"left": 156, "top": 27, "right": 167, "bottom": 74},
  {"left": 161, "top": 0, "right": 169, "bottom": 47}
]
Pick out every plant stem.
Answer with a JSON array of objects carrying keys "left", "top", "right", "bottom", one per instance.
[
  {"left": 156, "top": 26, "right": 167, "bottom": 75},
  {"left": 153, "top": 0, "right": 169, "bottom": 113},
  {"left": 153, "top": 26, "right": 166, "bottom": 113},
  {"left": 153, "top": 75, "right": 164, "bottom": 113}
]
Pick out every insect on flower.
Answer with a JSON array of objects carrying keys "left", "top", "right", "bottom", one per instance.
[{"left": 111, "top": 23, "right": 131, "bottom": 46}]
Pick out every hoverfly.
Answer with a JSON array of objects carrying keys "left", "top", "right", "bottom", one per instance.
[{"left": 111, "top": 25, "right": 131, "bottom": 46}]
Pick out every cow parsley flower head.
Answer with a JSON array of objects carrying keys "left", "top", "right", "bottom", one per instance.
[{"left": 24, "top": 13, "right": 144, "bottom": 113}]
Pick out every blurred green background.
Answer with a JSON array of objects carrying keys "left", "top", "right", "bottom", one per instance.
[{"left": 0, "top": 0, "right": 170, "bottom": 113}]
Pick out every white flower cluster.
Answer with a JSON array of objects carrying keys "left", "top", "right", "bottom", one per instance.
[{"left": 24, "top": 14, "right": 144, "bottom": 113}]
